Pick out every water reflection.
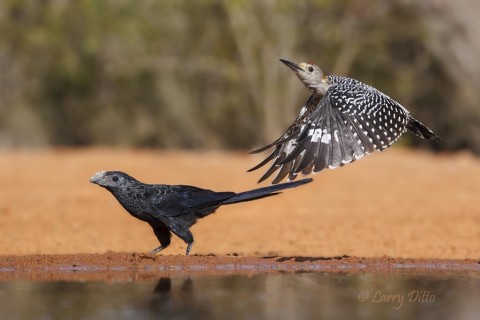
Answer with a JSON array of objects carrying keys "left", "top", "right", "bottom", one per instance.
[
  {"left": 0, "top": 272, "right": 479, "bottom": 319},
  {"left": 149, "top": 277, "right": 210, "bottom": 317}
]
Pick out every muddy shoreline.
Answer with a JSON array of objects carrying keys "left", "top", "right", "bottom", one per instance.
[{"left": 1, "top": 253, "right": 479, "bottom": 281}]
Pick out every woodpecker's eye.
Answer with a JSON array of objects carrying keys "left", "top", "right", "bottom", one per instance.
[
  {"left": 112, "top": 176, "right": 119, "bottom": 182},
  {"left": 308, "top": 66, "right": 314, "bottom": 72}
]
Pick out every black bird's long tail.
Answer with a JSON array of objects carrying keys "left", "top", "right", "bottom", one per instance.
[{"left": 221, "top": 178, "right": 312, "bottom": 205}]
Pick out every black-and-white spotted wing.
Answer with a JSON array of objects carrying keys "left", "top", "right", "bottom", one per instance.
[{"left": 249, "top": 82, "right": 411, "bottom": 184}]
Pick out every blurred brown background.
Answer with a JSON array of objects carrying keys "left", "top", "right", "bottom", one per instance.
[{"left": 1, "top": 149, "right": 479, "bottom": 257}]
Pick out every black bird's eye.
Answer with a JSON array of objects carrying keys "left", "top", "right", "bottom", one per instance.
[
  {"left": 308, "top": 66, "right": 314, "bottom": 72},
  {"left": 112, "top": 176, "right": 118, "bottom": 182}
]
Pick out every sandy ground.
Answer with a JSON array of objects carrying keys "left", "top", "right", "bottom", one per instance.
[{"left": 0, "top": 148, "right": 479, "bottom": 262}]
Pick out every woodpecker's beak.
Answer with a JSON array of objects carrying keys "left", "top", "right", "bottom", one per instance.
[{"left": 280, "top": 59, "right": 302, "bottom": 72}]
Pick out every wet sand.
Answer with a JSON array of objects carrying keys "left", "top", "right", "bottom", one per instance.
[{"left": 1, "top": 253, "right": 479, "bottom": 282}]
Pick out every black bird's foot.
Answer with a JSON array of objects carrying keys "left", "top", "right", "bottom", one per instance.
[
  {"left": 186, "top": 243, "right": 193, "bottom": 256},
  {"left": 150, "top": 246, "right": 165, "bottom": 254}
]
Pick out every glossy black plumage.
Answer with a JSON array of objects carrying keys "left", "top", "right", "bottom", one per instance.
[{"left": 90, "top": 171, "right": 312, "bottom": 255}]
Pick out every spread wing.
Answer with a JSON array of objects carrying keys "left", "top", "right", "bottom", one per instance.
[{"left": 249, "top": 84, "right": 410, "bottom": 184}]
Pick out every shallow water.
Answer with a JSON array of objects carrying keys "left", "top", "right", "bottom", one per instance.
[{"left": 1, "top": 271, "right": 479, "bottom": 319}]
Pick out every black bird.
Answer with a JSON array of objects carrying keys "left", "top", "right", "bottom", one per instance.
[
  {"left": 249, "top": 59, "right": 440, "bottom": 184},
  {"left": 90, "top": 171, "right": 312, "bottom": 255}
]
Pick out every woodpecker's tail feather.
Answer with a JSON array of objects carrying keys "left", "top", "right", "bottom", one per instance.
[
  {"left": 221, "top": 178, "right": 312, "bottom": 205},
  {"left": 406, "top": 117, "right": 440, "bottom": 142}
]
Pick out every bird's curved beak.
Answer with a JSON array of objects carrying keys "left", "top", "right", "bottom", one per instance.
[
  {"left": 90, "top": 171, "right": 106, "bottom": 184},
  {"left": 280, "top": 59, "right": 302, "bottom": 72}
]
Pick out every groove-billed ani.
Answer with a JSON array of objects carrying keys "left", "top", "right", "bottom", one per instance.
[{"left": 90, "top": 171, "right": 312, "bottom": 255}]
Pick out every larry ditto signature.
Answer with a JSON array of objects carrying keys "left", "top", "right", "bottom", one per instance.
[{"left": 358, "top": 289, "right": 436, "bottom": 309}]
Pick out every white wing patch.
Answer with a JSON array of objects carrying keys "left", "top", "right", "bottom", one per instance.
[
  {"left": 308, "top": 128, "right": 336, "bottom": 144},
  {"left": 309, "top": 128, "right": 322, "bottom": 142},
  {"left": 321, "top": 133, "right": 331, "bottom": 144},
  {"left": 284, "top": 139, "right": 297, "bottom": 154}
]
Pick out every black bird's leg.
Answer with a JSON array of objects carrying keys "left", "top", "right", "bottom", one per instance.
[
  {"left": 149, "top": 222, "right": 172, "bottom": 254},
  {"left": 150, "top": 246, "right": 165, "bottom": 254},
  {"left": 166, "top": 219, "right": 194, "bottom": 256},
  {"left": 186, "top": 242, "right": 194, "bottom": 256}
]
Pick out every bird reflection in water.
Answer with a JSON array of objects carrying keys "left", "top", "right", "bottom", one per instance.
[{"left": 150, "top": 277, "right": 206, "bottom": 317}]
